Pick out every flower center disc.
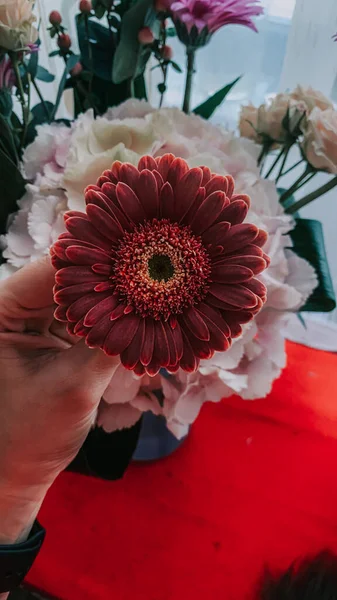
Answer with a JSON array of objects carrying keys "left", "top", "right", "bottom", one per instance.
[{"left": 113, "top": 219, "right": 211, "bottom": 320}]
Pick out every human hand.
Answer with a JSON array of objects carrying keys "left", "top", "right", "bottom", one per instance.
[{"left": 0, "top": 257, "right": 119, "bottom": 542}]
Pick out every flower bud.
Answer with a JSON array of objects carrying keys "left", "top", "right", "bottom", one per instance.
[
  {"left": 49, "top": 10, "right": 62, "bottom": 25},
  {"left": 57, "top": 33, "right": 72, "bottom": 50},
  {"left": 161, "top": 45, "right": 173, "bottom": 60},
  {"left": 79, "top": 0, "right": 92, "bottom": 13},
  {"left": 138, "top": 27, "right": 154, "bottom": 45}
]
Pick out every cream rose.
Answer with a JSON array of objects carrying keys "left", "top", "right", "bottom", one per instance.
[
  {"left": 239, "top": 104, "right": 260, "bottom": 142},
  {"left": 291, "top": 85, "right": 333, "bottom": 113},
  {"left": 0, "top": 0, "right": 38, "bottom": 51},
  {"left": 301, "top": 107, "right": 337, "bottom": 173},
  {"left": 257, "top": 94, "right": 291, "bottom": 142}
]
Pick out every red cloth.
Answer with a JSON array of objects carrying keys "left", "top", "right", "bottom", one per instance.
[{"left": 27, "top": 341, "right": 337, "bottom": 600}]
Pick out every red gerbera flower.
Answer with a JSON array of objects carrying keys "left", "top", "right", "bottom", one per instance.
[{"left": 51, "top": 154, "right": 269, "bottom": 376}]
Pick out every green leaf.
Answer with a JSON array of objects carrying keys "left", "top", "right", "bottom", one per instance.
[
  {"left": 157, "top": 82, "right": 166, "bottom": 93},
  {"left": 36, "top": 65, "right": 55, "bottom": 83},
  {"left": 27, "top": 50, "right": 39, "bottom": 79},
  {"left": 94, "top": 4, "right": 106, "bottom": 19},
  {"left": 112, "top": 0, "right": 159, "bottom": 84},
  {"left": 76, "top": 15, "right": 116, "bottom": 82},
  {"left": 0, "top": 113, "right": 19, "bottom": 165},
  {"left": 51, "top": 54, "right": 80, "bottom": 121},
  {"left": 170, "top": 60, "right": 182, "bottom": 73},
  {"left": 289, "top": 218, "right": 336, "bottom": 312},
  {"left": 108, "top": 13, "right": 121, "bottom": 29},
  {"left": 193, "top": 76, "right": 241, "bottom": 119},
  {"left": 0, "top": 89, "right": 13, "bottom": 119},
  {"left": 166, "top": 26, "right": 176, "bottom": 37},
  {"left": 48, "top": 50, "right": 60, "bottom": 57},
  {"left": 133, "top": 74, "right": 148, "bottom": 100},
  {"left": 24, "top": 101, "right": 54, "bottom": 145}
]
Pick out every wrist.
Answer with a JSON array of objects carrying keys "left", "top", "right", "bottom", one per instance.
[{"left": 0, "top": 482, "right": 47, "bottom": 544}]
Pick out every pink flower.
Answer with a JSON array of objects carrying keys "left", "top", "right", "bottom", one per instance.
[
  {"left": 166, "top": 0, "right": 263, "bottom": 34},
  {"left": 0, "top": 56, "right": 15, "bottom": 90}
]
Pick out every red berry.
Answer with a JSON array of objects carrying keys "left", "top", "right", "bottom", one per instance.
[
  {"left": 161, "top": 45, "right": 173, "bottom": 60},
  {"left": 155, "top": 0, "right": 167, "bottom": 12},
  {"left": 70, "top": 62, "right": 83, "bottom": 77},
  {"left": 57, "top": 33, "right": 72, "bottom": 50},
  {"left": 79, "top": 0, "right": 92, "bottom": 13},
  {"left": 49, "top": 10, "right": 62, "bottom": 25},
  {"left": 138, "top": 27, "right": 154, "bottom": 45}
]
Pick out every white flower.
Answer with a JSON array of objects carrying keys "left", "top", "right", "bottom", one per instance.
[
  {"left": 291, "top": 85, "right": 333, "bottom": 114},
  {"left": 301, "top": 107, "right": 337, "bottom": 174},
  {"left": 0, "top": 0, "right": 38, "bottom": 51},
  {"left": 24, "top": 123, "right": 72, "bottom": 188}
]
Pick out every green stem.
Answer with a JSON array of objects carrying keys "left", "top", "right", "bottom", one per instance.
[
  {"left": 182, "top": 49, "right": 195, "bottom": 114},
  {"left": 279, "top": 165, "right": 314, "bottom": 203},
  {"left": 264, "top": 147, "right": 285, "bottom": 179},
  {"left": 84, "top": 15, "right": 94, "bottom": 94},
  {"left": 159, "top": 63, "right": 168, "bottom": 108},
  {"left": 275, "top": 145, "right": 292, "bottom": 183},
  {"left": 30, "top": 75, "right": 51, "bottom": 122},
  {"left": 11, "top": 53, "right": 28, "bottom": 149},
  {"left": 281, "top": 158, "right": 304, "bottom": 178},
  {"left": 286, "top": 175, "right": 337, "bottom": 214}
]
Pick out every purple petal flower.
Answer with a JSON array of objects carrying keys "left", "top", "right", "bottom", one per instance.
[
  {"left": 0, "top": 57, "right": 16, "bottom": 91},
  {"left": 166, "top": 0, "right": 263, "bottom": 34}
]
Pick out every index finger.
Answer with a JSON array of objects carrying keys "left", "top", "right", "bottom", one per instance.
[{"left": 0, "top": 256, "right": 56, "bottom": 309}]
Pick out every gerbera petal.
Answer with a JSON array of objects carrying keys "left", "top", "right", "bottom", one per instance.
[
  {"left": 180, "top": 329, "right": 199, "bottom": 372},
  {"left": 160, "top": 181, "right": 175, "bottom": 220},
  {"left": 200, "top": 166, "right": 212, "bottom": 186},
  {"left": 140, "top": 318, "right": 155, "bottom": 366},
  {"left": 155, "top": 153, "right": 175, "bottom": 179},
  {"left": 86, "top": 203, "right": 125, "bottom": 242},
  {"left": 153, "top": 320, "right": 170, "bottom": 367},
  {"left": 244, "top": 278, "right": 267, "bottom": 299},
  {"left": 121, "top": 319, "right": 145, "bottom": 370},
  {"left": 100, "top": 185, "right": 132, "bottom": 230},
  {"left": 171, "top": 321, "right": 184, "bottom": 361},
  {"left": 54, "top": 282, "right": 99, "bottom": 306},
  {"left": 197, "top": 302, "right": 231, "bottom": 338},
  {"left": 86, "top": 313, "right": 113, "bottom": 347},
  {"left": 205, "top": 175, "right": 230, "bottom": 196},
  {"left": 190, "top": 191, "right": 226, "bottom": 234},
  {"left": 67, "top": 292, "right": 108, "bottom": 323},
  {"left": 111, "top": 161, "right": 122, "bottom": 181},
  {"left": 163, "top": 321, "right": 178, "bottom": 367},
  {"left": 231, "top": 193, "right": 250, "bottom": 209},
  {"left": 214, "top": 254, "right": 266, "bottom": 275},
  {"left": 54, "top": 305, "right": 68, "bottom": 322},
  {"left": 64, "top": 210, "right": 85, "bottom": 221},
  {"left": 84, "top": 294, "right": 119, "bottom": 327},
  {"left": 138, "top": 155, "right": 157, "bottom": 171},
  {"left": 119, "top": 163, "right": 140, "bottom": 188},
  {"left": 182, "top": 306, "right": 210, "bottom": 341},
  {"left": 166, "top": 157, "right": 189, "bottom": 190},
  {"left": 96, "top": 176, "right": 111, "bottom": 187},
  {"left": 201, "top": 221, "right": 231, "bottom": 245},
  {"left": 223, "top": 223, "right": 259, "bottom": 253},
  {"left": 92, "top": 264, "right": 113, "bottom": 275},
  {"left": 66, "top": 217, "right": 112, "bottom": 251},
  {"left": 211, "top": 264, "right": 254, "bottom": 284},
  {"left": 56, "top": 266, "right": 107, "bottom": 286},
  {"left": 134, "top": 362, "right": 146, "bottom": 376},
  {"left": 116, "top": 182, "right": 146, "bottom": 223},
  {"left": 175, "top": 167, "right": 203, "bottom": 221},
  {"left": 209, "top": 283, "right": 258, "bottom": 309},
  {"left": 74, "top": 318, "right": 88, "bottom": 337},
  {"left": 136, "top": 169, "right": 159, "bottom": 219},
  {"left": 255, "top": 229, "right": 268, "bottom": 247},
  {"left": 182, "top": 187, "right": 206, "bottom": 225},
  {"left": 110, "top": 303, "right": 127, "bottom": 321},
  {"left": 216, "top": 199, "right": 248, "bottom": 226},
  {"left": 65, "top": 245, "right": 112, "bottom": 266},
  {"left": 103, "top": 314, "right": 140, "bottom": 356}
]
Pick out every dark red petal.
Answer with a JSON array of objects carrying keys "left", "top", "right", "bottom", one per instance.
[
  {"left": 96, "top": 176, "right": 111, "bottom": 187},
  {"left": 222, "top": 309, "right": 254, "bottom": 326},
  {"left": 211, "top": 264, "right": 254, "bottom": 284},
  {"left": 74, "top": 318, "right": 88, "bottom": 337},
  {"left": 55, "top": 266, "right": 102, "bottom": 286},
  {"left": 197, "top": 302, "right": 231, "bottom": 338},
  {"left": 244, "top": 278, "right": 267, "bottom": 298},
  {"left": 64, "top": 210, "right": 85, "bottom": 221},
  {"left": 175, "top": 167, "right": 203, "bottom": 221},
  {"left": 163, "top": 322, "right": 178, "bottom": 367},
  {"left": 190, "top": 191, "right": 226, "bottom": 235},
  {"left": 86, "top": 203, "right": 124, "bottom": 242},
  {"left": 146, "top": 360, "right": 161, "bottom": 377},
  {"left": 111, "top": 161, "right": 122, "bottom": 181},
  {"left": 54, "top": 282, "right": 98, "bottom": 306},
  {"left": 208, "top": 294, "right": 243, "bottom": 311},
  {"left": 231, "top": 193, "right": 250, "bottom": 209},
  {"left": 140, "top": 318, "right": 155, "bottom": 366},
  {"left": 94, "top": 282, "right": 114, "bottom": 292},
  {"left": 100, "top": 182, "right": 117, "bottom": 203},
  {"left": 200, "top": 166, "right": 212, "bottom": 186},
  {"left": 214, "top": 254, "right": 266, "bottom": 275},
  {"left": 156, "top": 153, "right": 175, "bottom": 180},
  {"left": 216, "top": 199, "right": 248, "bottom": 226},
  {"left": 153, "top": 170, "right": 164, "bottom": 193},
  {"left": 160, "top": 181, "right": 175, "bottom": 220},
  {"left": 205, "top": 317, "right": 230, "bottom": 351},
  {"left": 223, "top": 224, "right": 259, "bottom": 253},
  {"left": 138, "top": 155, "right": 157, "bottom": 171},
  {"left": 65, "top": 245, "right": 112, "bottom": 266},
  {"left": 86, "top": 313, "right": 112, "bottom": 347},
  {"left": 182, "top": 187, "right": 206, "bottom": 225},
  {"left": 226, "top": 243, "right": 264, "bottom": 259},
  {"left": 54, "top": 305, "right": 68, "bottom": 322},
  {"left": 226, "top": 176, "right": 235, "bottom": 198},
  {"left": 263, "top": 252, "right": 271, "bottom": 267},
  {"left": 110, "top": 303, "right": 126, "bottom": 321},
  {"left": 84, "top": 294, "right": 119, "bottom": 327},
  {"left": 116, "top": 182, "right": 146, "bottom": 223},
  {"left": 103, "top": 314, "right": 140, "bottom": 356},
  {"left": 85, "top": 189, "right": 113, "bottom": 212},
  {"left": 119, "top": 163, "right": 140, "bottom": 187},
  {"left": 180, "top": 329, "right": 199, "bottom": 372},
  {"left": 121, "top": 319, "right": 145, "bottom": 370},
  {"left": 209, "top": 283, "right": 258, "bottom": 309},
  {"left": 92, "top": 264, "right": 113, "bottom": 275},
  {"left": 66, "top": 217, "right": 112, "bottom": 251},
  {"left": 67, "top": 292, "right": 106, "bottom": 323},
  {"left": 171, "top": 321, "right": 184, "bottom": 361},
  {"left": 153, "top": 320, "right": 170, "bottom": 367},
  {"left": 136, "top": 169, "right": 159, "bottom": 219},
  {"left": 255, "top": 229, "right": 268, "bottom": 248},
  {"left": 182, "top": 306, "right": 210, "bottom": 341},
  {"left": 202, "top": 221, "right": 231, "bottom": 245},
  {"left": 134, "top": 362, "right": 146, "bottom": 376},
  {"left": 205, "top": 175, "right": 230, "bottom": 196},
  {"left": 166, "top": 157, "right": 189, "bottom": 190},
  {"left": 100, "top": 185, "right": 132, "bottom": 230},
  {"left": 186, "top": 328, "right": 213, "bottom": 359},
  {"left": 84, "top": 184, "right": 101, "bottom": 195}
]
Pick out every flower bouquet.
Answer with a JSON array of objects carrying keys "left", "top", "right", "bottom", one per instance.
[{"left": 0, "top": 0, "right": 335, "bottom": 477}]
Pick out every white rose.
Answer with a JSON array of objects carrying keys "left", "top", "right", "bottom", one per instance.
[
  {"left": 0, "top": 0, "right": 38, "bottom": 51},
  {"left": 239, "top": 104, "right": 261, "bottom": 142},
  {"left": 291, "top": 85, "right": 333, "bottom": 113},
  {"left": 301, "top": 107, "right": 337, "bottom": 173}
]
